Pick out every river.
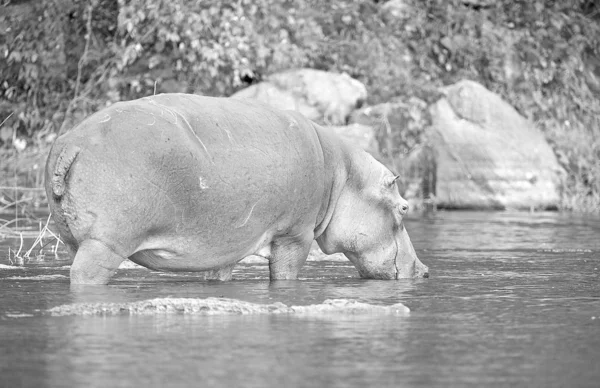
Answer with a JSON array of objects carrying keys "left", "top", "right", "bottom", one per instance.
[{"left": 1, "top": 211, "right": 599, "bottom": 387}]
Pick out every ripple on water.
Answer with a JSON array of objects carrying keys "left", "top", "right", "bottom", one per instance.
[
  {"left": 6, "top": 274, "right": 68, "bottom": 280},
  {"left": 0, "top": 264, "right": 71, "bottom": 270},
  {"left": 0, "top": 264, "right": 25, "bottom": 270},
  {"left": 4, "top": 312, "right": 35, "bottom": 318},
  {"left": 47, "top": 297, "right": 410, "bottom": 317}
]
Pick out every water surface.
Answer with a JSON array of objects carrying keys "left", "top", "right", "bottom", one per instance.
[{"left": 1, "top": 211, "right": 599, "bottom": 387}]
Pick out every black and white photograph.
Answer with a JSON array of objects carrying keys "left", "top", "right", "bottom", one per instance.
[{"left": 1, "top": 0, "right": 599, "bottom": 387}]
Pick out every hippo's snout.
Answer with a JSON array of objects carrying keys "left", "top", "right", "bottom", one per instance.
[
  {"left": 394, "top": 262, "right": 429, "bottom": 279},
  {"left": 414, "top": 259, "right": 429, "bottom": 279}
]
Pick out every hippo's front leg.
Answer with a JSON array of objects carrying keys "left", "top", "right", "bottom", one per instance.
[
  {"left": 268, "top": 234, "right": 313, "bottom": 280},
  {"left": 70, "top": 239, "right": 126, "bottom": 285}
]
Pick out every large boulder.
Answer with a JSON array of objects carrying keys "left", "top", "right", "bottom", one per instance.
[
  {"left": 230, "top": 69, "right": 367, "bottom": 125},
  {"left": 427, "top": 80, "right": 565, "bottom": 210}
]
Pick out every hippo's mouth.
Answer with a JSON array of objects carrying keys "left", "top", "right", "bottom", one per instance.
[
  {"left": 392, "top": 236, "right": 416, "bottom": 279},
  {"left": 393, "top": 235, "right": 401, "bottom": 279}
]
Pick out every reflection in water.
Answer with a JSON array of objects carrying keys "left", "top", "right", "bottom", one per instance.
[
  {"left": 68, "top": 284, "right": 135, "bottom": 305},
  {"left": 47, "top": 311, "right": 413, "bottom": 387},
  {"left": 1, "top": 211, "right": 600, "bottom": 387}
]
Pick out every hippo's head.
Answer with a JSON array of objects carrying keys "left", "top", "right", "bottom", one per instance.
[{"left": 317, "top": 154, "right": 428, "bottom": 279}]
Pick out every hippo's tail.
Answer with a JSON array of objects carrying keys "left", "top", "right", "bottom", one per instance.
[
  {"left": 45, "top": 144, "right": 83, "bottom": 254},
  {"left": 50, "top": 145, "right": 81, "bottom": 199}
]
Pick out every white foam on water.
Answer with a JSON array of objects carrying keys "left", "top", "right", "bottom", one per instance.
[
  {"left": 233, "top": 265, "right": 267, "bottom": 271},
  {"left": 4, "top": 312, "right": 35, "bottom": 318},
  {"left": 240, "top": 256, "right": 268, "bottom": 264},
  {"left": 41, "top": 252, "right": 346, "bottom": 271},
  {"left": 7, "top": 274, "right": 68, "bottom": 280},
  {"left": 239, "top": 250, "right": 347, "bottom": 263},
  {"left": 290, "top": 299, "right": 410, "bottom": 315},
  {"left": 307, "top": 252, "right": 348, "bottom": 262},
  {"left": 119, "top": 260, "right": 145, "bottom": 269},
  {"left": 48, "top": 297, "right": 410, "bottom": 317},
  {"left": 115, "top": 253, "right": 345, "bottom": 268}
]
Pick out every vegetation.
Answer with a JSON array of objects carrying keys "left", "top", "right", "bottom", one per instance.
[{"left": 1, "top": 0, "right": 599, "bottom": 212}]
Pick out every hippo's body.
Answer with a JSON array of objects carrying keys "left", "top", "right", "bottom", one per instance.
[{"left": 45, "top": 94, "right": 427, "bottom": 284}]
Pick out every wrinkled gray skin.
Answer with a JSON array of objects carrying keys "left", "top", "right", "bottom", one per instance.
[{"left": 45, "top": 94, "right": 428, "bottom": 285}]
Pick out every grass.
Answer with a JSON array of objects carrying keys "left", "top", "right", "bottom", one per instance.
[
  {"left": 1, "top": 143, "right": 65, "bottom": 264},
  {"left": 4, "top": 213, "right": 64, "bottom": 265}
]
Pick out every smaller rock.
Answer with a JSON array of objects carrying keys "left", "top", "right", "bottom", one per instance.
[
  {"left": 231, "top": 68, "right": 367, "bottom": 125},
  {"left": 328, "top": 123, "right": 380, "bottom": 158}
]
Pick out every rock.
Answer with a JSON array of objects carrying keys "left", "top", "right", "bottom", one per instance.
[
  {"left": 348, "top": 100, "right": 432, "bottom": 205},
  {"left": 230, "top": 68, "right": 367, "bottom": 125},
  {"left": 427, "top": 80, "right": 565, "bottom": 210},
  {"left": 349, "top": 100, "right": 428, "bottom": 156}
]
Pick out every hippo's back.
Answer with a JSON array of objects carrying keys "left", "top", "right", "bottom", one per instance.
[{"left": 45, "top": 94, "right": 326, "bottom": 265}]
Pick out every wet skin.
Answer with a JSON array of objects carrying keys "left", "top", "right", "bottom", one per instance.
[{"left": 45, "top": 94, "right": 428, "bottom": 284}]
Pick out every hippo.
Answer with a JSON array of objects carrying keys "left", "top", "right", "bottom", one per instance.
[{"left": 45, "top": 93, "right": 428, "bottom": 284}]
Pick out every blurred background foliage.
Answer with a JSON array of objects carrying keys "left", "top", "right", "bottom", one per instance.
[{"left": 1, "top": 0, "right": 599, "bottom": 211}]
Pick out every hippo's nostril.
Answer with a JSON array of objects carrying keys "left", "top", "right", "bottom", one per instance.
[{"left": 423, "top": 272, "right": 429, "bottom": 279}]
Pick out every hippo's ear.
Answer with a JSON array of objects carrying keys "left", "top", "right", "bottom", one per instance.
[{"left": 383, "top": 175, "right": 400, "bottom": 187}]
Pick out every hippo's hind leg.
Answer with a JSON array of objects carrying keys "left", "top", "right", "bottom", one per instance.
[
  {"left": 70, "top": 239, "right": 126, "bottom": 285},
  {"left": 202, "top": 263, "right": 235, "bottom": 281},
  {"left": 268, "top": 233, "right": 313, "bottom": 280}
]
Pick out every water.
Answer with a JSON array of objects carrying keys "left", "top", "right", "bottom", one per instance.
[{"left": 1, "top": 211, "right": 599, "bottom": 387}]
